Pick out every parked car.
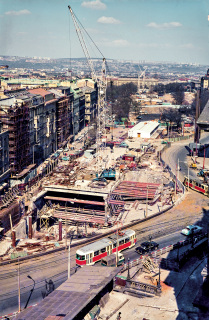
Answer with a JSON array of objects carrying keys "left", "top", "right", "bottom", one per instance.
[
  {"left": 64, "top": 147, "right": 69, "bottom": 152},
  {"left": 57, "top": 149, "right": 63, "bottom": 154},
  {"left": 181, "top": 225, "right": 202, "bottom": 236},
  {"left": 62, "top": 156, "right": 70, "bottom": 161},
  {"left": 119, "top": 142, "right": 129, "bottom": 148},
  {"left": 135, "top": 241, "right": 159, "bottom": 255}
]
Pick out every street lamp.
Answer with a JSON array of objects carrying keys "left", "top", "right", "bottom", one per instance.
[{"left": 24, "top": 275, "right": 35, "bottom": 309}]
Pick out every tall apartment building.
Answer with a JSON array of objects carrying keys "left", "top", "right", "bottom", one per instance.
[
  {"left": 201, "top": 69, "right": 209, "bottom": 90},
  {"left": 77, "top": 79, "right": 98, "bottom": 125},
  {"left": 27, "top": 93, "right": 45, "bottom": 164},
  {"left": 0, "top": 121, "right": 9, "bottom": 187},
  {"left": 29, "top": 88, "right": 57, "bottom": 159},
  {"left": 54, "top": 86, "right": 74, "bottom": 142},
  {"left": 49, "top": 89, "right": 69, "bottom": 149},
  {"left": 0, "top": 98, "right": 30, "bottom": 175}
]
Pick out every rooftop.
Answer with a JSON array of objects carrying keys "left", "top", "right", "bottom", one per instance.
[{"left": 14, "top": 266, "right": 120, "bottom": 320}]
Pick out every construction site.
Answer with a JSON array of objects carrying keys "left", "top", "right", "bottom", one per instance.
[{"left": 0, "top": 119, "right": 183, "bottom": 261}]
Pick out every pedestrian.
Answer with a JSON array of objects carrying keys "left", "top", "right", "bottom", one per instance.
[{"left": 116, "top": 312, "right": 121, "bottom": 320}]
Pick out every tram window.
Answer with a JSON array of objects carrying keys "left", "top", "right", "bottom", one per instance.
[
  {"left": 125, "top": 238, "right": 130, "bottom": 243},
  {"left": 94, "top": 250, "right": 99, "bottom": 256},
  {"left": 76, "top": 254, "right": 85, "bottom": 261},
  {"left": 113, "top": 243, "right": 116, "bottom": 248},
  {"left": 119, "top": 240, "right": 124, "bottom": 245},
  {"left": 101, "top": 248, "right": 106, "bottom": 253}
]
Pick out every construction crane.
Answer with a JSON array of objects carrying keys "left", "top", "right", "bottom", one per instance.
[
  {"left": 137, "top": 66, "right": 147, "bottom": 93},
  {"left": 68, "top": 5, "right": 107, "bottom": 175}
]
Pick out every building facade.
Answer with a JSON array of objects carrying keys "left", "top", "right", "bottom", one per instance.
[
  {"left": 0, "top": 121, "right": 10, "bottom": 186},
  {"left": 0, "top": 97, "right": 30, "bottom": 175},
  {"left": 77, "top": 79, "right": 98, "bottom": 125},
  {"left": 201, "top": 69, "right": 209, "bottom": 90},
  {"left": 49, "top": 89, "right": 69, "bottom": 149},
  {"left": 29, "top": 88, "right": 57, "bottom": 159}
]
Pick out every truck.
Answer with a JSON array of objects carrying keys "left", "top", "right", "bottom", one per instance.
[{"left": 101, "top": 252, "right": 125, "bottom": 267}]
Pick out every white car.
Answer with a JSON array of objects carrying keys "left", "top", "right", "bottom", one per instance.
[
  {"left": 181, "top": 225, "right": 202, "bottom": 236},
  {"left": 64, "top": 147, "right": 69, "bottom": 152}
]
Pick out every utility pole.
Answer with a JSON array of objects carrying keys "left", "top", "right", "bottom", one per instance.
[
  {"left": 203, "top": 146, "right": 206, "bottom": 170},
  {"left": 65, "top": 202, "right": 67, "bottom": 250},
  {"left": 18, "top": 257, "right": 21, "bottom": 312},
  {"left": 194, "top": 88, "right": 201, "bottom": 143},
  {"left": 174, "top": 163, "right": 177, "bottom": 200},
  {"left": 68, "top": 241, "right": 71, "bottom": 279},
  {"left": 116, "top": 221, "right": 119, "bottom": 266},
  {"left": 145, "top": 184, "right": 148, "bottom": 218},
  {"left": 187, "top": 165, "right": 190, "bottom": 192},
  {"left": 177, "top": 158, "right": 179, "bottom": 185}
]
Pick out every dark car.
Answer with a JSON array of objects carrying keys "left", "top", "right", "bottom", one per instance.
[{"left": 135, "top": 241, "right": 159, "bottom": 255}]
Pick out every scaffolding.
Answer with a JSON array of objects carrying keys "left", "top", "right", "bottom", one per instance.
[{"left": 0, "top": 103, "right": 30, "bottom": 175}]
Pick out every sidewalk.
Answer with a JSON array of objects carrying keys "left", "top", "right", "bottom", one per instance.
[{"left": 99, "top": 257, "right": 206, "bottom": 320}]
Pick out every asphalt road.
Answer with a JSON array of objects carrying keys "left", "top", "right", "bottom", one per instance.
[
  {"left": 0, "top": 228, "right": 196, "bottom": 317},
  {"left": 163, "top": 132, "right": 209, "bottom": 182}
]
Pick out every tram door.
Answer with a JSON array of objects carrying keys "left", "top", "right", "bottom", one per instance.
[
  {"left": 107, "top": 245, "right": 112, "bottom": 256},
  {"left": 87, "top": 253, "right": 93, "bottom": 265}
]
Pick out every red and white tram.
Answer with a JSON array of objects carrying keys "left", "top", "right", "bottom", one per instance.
[
  {"left": 76, "top": 229, "right": 136, "bottom": 266},
  {"left": 183, "top": 176, "right": 209, "bottom": 196}
]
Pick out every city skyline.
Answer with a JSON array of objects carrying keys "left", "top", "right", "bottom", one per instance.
[{"left": 1, "top": 0, "right": 209, "bottom": 65}]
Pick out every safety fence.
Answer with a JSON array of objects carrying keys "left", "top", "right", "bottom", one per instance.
[
  {"left": 167, "top": 133, "right": 194, "bottom": 142},
  {"left": 125, "top": 279, "right": 161, "bottom": 296}
]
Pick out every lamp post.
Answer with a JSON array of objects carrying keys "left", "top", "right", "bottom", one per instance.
[{"left": 25, "top": 275, "right": 35, "bottom": 309}]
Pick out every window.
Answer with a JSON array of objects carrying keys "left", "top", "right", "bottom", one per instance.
[
  {"left": 113, "top": 243, "right": 116, "bottom": 248},
  {"left": 125, "top": 238, "right": 130, "bottom": 243},
  {"left": 94, "top": 250, "right": 99, "bottom": 256},
  {"left": 76, "top": 254, "right": 85, "bottom": 261},
  {"left": 101, "top": 248, "right": 106, "bottom": 253},
  {"left": 119, "top": 240, "right": 124, "bottom": 245}
]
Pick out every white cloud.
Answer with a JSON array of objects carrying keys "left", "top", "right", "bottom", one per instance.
[
  {"left": 147, "top": 21, "right": 182, "bottom": 29},
  {"left": 112, "top": 39, "right": 129, "bottom": 47},
  {"left": 104, "top": 39, "right": 129, "bottom": 47},
  {"left": 81, "top": 0, "right": 106, "bottom": 10},
  {"left": 5, "top": 9, "right": 31, "bottom": 16},
  {"left": 180, "top": 43, "right": 194, "bottom": 49},
  {"left": 17, "top": 32, "right": 28, "bottom": 35},
  {"left": 97, "top": 16, "right": 121, "bottom": 24}
]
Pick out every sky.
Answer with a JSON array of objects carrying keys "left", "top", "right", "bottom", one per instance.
[{"left": 1, "top": 0, "right": 209, "bottom": 65}]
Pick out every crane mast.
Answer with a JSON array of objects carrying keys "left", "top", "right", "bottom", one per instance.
[{"left": 68, "top": 5, "right": 107, "bottom": 175}]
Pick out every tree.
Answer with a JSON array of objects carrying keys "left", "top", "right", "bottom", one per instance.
[
  {"left": 172, "top": 90, "right": 184, "bottom": 105},
  {"left": 161, "top": 109, "right": 182, "bottom": 135},
  {"left": 132, "top": 100, "right": 142, "bottom": 115},
  {"left": 106, "top": 82, "right": 137, "bottom": 121}
]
